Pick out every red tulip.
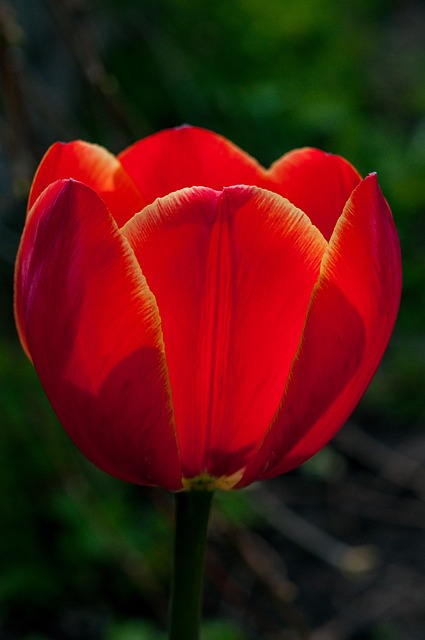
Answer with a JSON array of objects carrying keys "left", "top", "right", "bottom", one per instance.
[{"left": 15, "top": 126, "right": 401, "bottom": 491}]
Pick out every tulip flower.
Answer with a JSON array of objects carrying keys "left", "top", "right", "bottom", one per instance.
[
  {"left": 15, "top": 125, "right": 401, "bottom": 492},
  {"left": 15, "top": 125, "right": 401, "bottom": 639}
]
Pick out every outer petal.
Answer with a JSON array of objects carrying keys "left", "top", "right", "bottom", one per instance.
[
  {"left": 28, "top": 141, "right": 145, "bottom": 226},
  {"left": 240, "top": 174, "right": 402, "bottom": 487},
  {"left": 122, "top": 185, "right": 327, "bottom": 483},
  {"left": 267, "top": 148, "right": 362, "bottom": 240},
  {"left": 15, "top": 179, "right": 181, "bottom": 489},
  {"left": 118, "top": 125, "right": 267, "bottom": 204}
]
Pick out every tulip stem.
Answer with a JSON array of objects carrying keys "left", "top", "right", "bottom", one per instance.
[{"left": 168, "top": 489, "right": 214, "bottom": 640}]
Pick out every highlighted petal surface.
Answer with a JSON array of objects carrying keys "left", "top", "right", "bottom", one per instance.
[
  {"left": 241, "top": 174, "right": 402, "bottom": 486},
  {"left": 15, "top": 180, "right": 181, "bottom": 489},
  {"left": 28, "top": 141, "right": 145, "bottom": 226},
  {"left": 123, "top": 185, "right": 327, "bottom": 480}
]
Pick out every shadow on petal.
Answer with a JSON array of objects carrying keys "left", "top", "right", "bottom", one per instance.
[
  {"left": 239, "top": 281, "right": 366, "bottom": 487},
  {"left": 41, "top": 345, "right": 182, "bottom": 491}
]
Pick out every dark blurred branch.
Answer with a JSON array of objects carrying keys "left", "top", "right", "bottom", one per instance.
[
  {"left": 225, "top": 526, "right": 310, "bottom": 639},
  {"left": 310, "top": 563, "right": 425, "bottom": 640},
  {"left": 250, "top": 485, "right": 379, "bottom": 575},
  {"left": 43, "top": 0, "right": 149, "bottom": 141},
  {"left": 335, "top": 421, "right": 425, "bottom": 500},
  {"left": 334, "top": 478, "right": 425, "bottom": 528},
  {"left": 227, "top": 527, "right": 297, "bottom": 603},
  {"left": 0, "top": 1, "right": 39, "bottom": 194}
]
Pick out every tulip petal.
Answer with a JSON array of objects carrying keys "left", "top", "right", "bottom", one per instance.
[
  {"left": 15, "top": 179, "right": 181, "bottom": 489},
  {"left": 241, "top": 174, "right": 402, "bottom": 486},
  {"left": 118, "top": 125, "right": 266, "bottom": 204},
  {"left": 268, "top": 148, "right": 362, "bottom": 240},
  {"left": 122, "top": 185, "right": 327, "bottom": 481},
  {"left": 28, "top": 141, "right": 145, "bottom": 226},
  {"left": 119, "top": 127, "right": 361, "bottom": 242}
]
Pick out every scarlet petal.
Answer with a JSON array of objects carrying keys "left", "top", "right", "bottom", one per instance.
[
  {"left": 15, "top": 179, "right": 181, "bottom": 489},
  {"left": 122, "top": 185, "right": 327, "bottom": 480},
  {"left": 28, "top": 141, "right": 145, "bottom": 226},
  {"left": 267, "top": 148, "right": 362, "bottom": 240},
  {"left": 118, "top": 125, "right": 266, "bottom": 204},
  {"left": 241, "top": 174, "right": 402, "bottom": 486},
  {"left": 118, "top": 127, "right": 362, "bottom": 243}
]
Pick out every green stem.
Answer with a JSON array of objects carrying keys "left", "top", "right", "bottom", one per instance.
[{"left": 168, "top": 490, "right": 214, "bottom": 640}]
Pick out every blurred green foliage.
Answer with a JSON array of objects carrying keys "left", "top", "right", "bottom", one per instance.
[{"left": 1, "top": 0, "right": 425, "bottom": 638}]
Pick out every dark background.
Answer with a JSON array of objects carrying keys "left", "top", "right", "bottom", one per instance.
[{"left": 1, "top": 1, "right": 425, "bottom": 639}]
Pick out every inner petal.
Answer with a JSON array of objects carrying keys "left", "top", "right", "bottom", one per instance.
[
  {"left": 118, "top": 125, "right": 266, "bottom": 204},
  {"left": 267, "top": 148, "right": 361, "bottom": 240}
]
